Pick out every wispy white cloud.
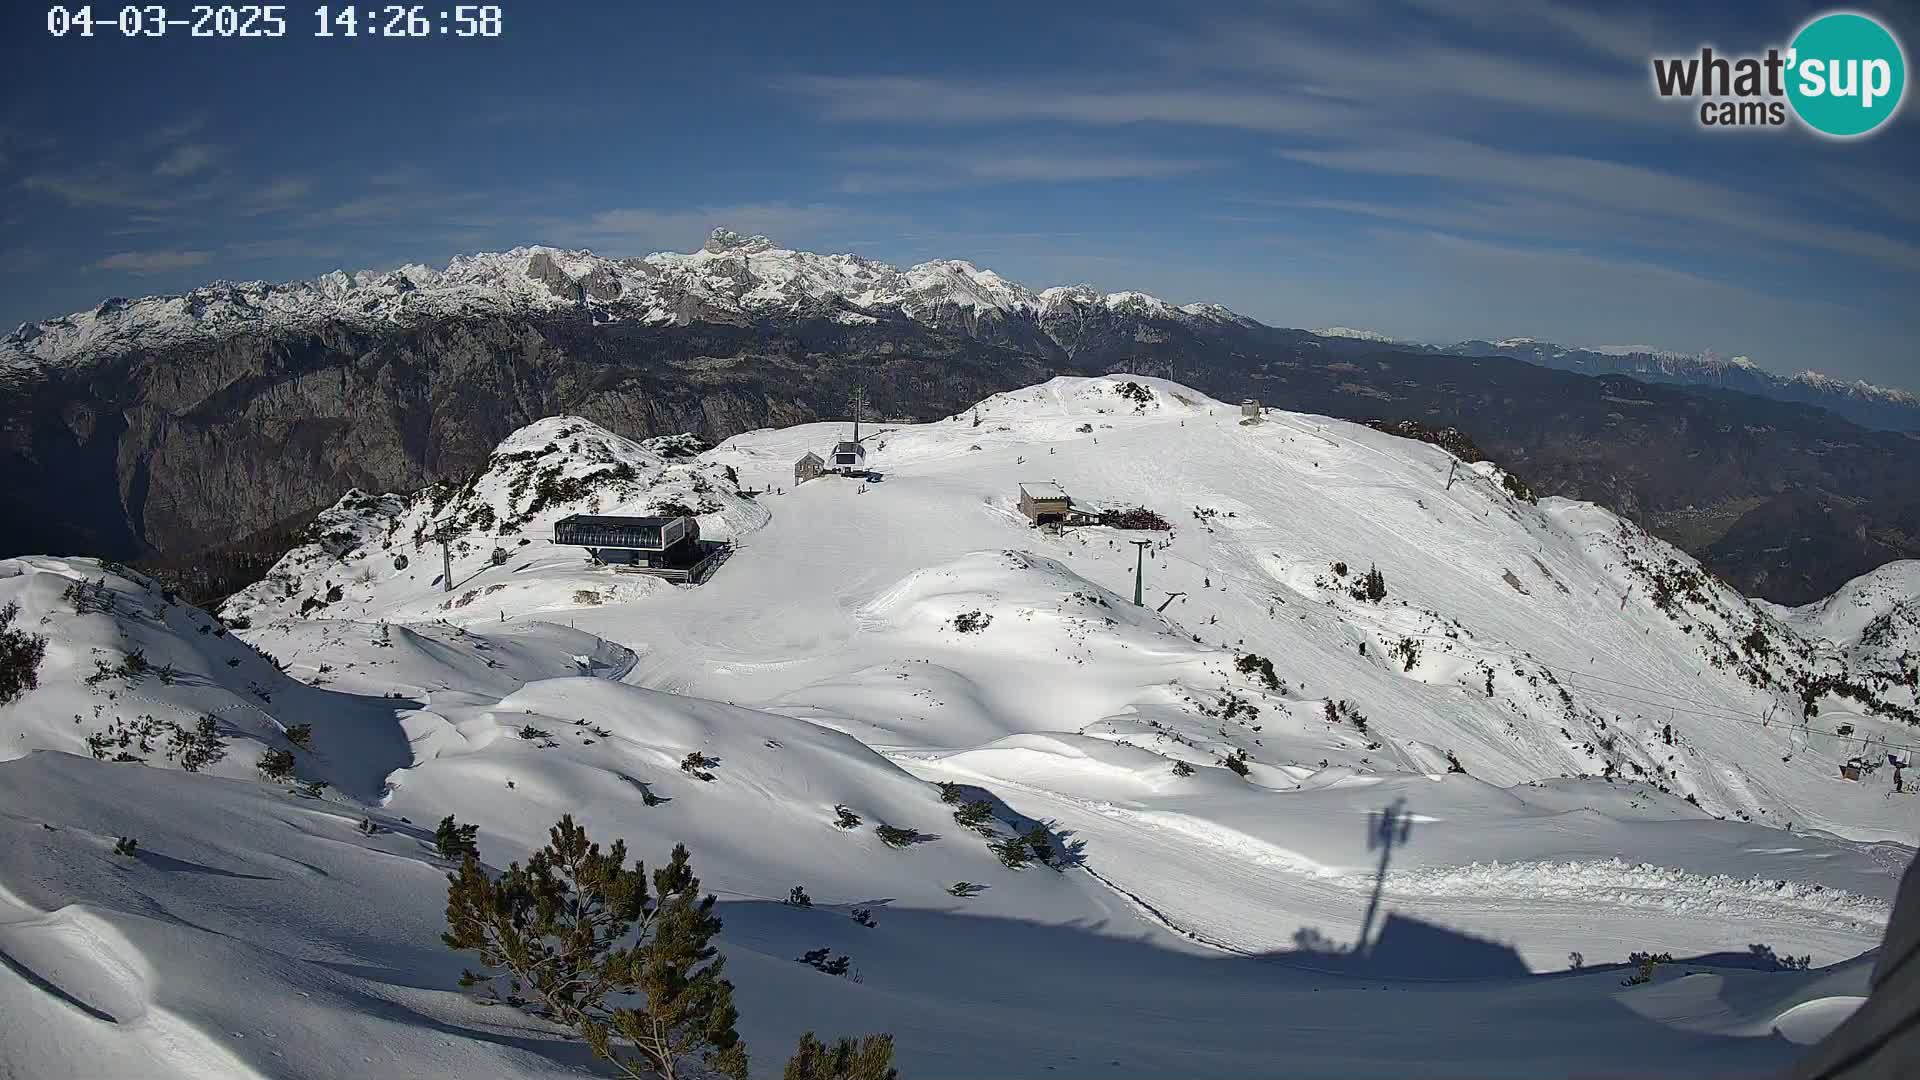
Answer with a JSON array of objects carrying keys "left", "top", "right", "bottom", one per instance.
[
  {"left": 779, "top": 76, "right": 1361, "bottom": 134},
  {"left": 1275, "top": 138, "right": 1920, "bottom": 272},
  {"left": 154, "top": 144, "right": 216, "bottom": 177},
  {"left": 834, "top": 145, "right": 1222, "bottom": 193},
  {"left": 0, "top": 247, "right": 51, "bottom": 273},
  {"left": 20, "top": 166, "right": 208, "bottom": 211},
  {"left": 93, "top": 249, "right": 211, "bottom": 273},
  {"left": 238, "top": 176, "right": 315, "bottom": 216}
]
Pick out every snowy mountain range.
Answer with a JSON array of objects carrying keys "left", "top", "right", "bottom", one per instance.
[
  {"left": 0, "top": 228, "right": 1252, "bottom": 376},
  {"left": 3, "top": 375, "right": 1913, "bottom": 1078},
  {"left": 7, "top": 229, "right": 1912, "bottom": 429},
  {"left": 1443, "top": 337, "right": 1920, "bottom": 431}
]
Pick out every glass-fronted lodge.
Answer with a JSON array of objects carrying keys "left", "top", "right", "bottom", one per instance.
[{"left": 552, "top": 514, "right": 695, "bottom": 552}]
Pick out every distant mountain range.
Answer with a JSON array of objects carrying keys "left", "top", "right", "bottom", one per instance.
[
  {"left": 7, "top": 228, "right": 1920, "bottom": 605},
  {"left": 1310, "top": 329, "right": 1920, "bottom": 432}
]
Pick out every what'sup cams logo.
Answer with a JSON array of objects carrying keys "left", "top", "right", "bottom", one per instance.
[{"left": 1651, "top": 10, "right": 1907, "bottom": 137}]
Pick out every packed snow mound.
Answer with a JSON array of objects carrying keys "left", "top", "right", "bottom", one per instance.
[
  {"left": 239, "top": 618, "right": 636, "bottom": 699},
  {"left": 966, "top": 374, "right": 1223, "bottom": 420},
  {"left": 221, "top": 415, "right": 767, "bottom": 626},
  {"left": 0, "top": 557, "right": 410, "bottom": 800},
  {"left": 2, "top": 230, "right": 1251, "bottom": 372},
  {"left": 383, "top": 677, "right": 1105, "bottom": 914}
]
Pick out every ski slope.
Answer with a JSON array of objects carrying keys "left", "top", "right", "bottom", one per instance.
[{"left": 3, "top": 375, "right": 1916, "bottom": 1078}]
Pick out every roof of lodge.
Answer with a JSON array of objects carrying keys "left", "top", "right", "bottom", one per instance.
[
  {"left": 555, "top": 513, "right": 690, "bottom": 527},
  {"left": 1020, "top": 482, "right": 1069, "bottom": 501},
  {"left": 796, "top": 450, "right": 823, "bottom": 463}
]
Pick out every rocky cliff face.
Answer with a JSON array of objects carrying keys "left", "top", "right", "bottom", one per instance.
[
  {"left": 2, "top": 311, "right": 1060, "bottom": 559},
  {"left": 7, "top": 232, "right": 1920, "bottom": 606}
]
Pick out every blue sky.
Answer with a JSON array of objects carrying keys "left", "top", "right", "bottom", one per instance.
[{"left": 2, "top": 0, "right": 1916, "bottom": 386}]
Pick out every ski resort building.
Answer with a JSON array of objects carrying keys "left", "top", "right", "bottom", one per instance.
[
  {"left": 552, "top": 513, "right": 730, "bottom": 584},
  {"left": 831, "top": 440, "right": 866, "bottom": 471},
  {"left": 794, "top": 451, "right": 824, "bottom": 485},
  {"left": 1018, "top": 482, "right": 1074, "bottom": 526}
]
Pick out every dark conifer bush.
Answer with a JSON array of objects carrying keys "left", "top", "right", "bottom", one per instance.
[
  {"left": 258, "top": 748, "right": 297, "bottom": 780},
  {"left": 435, "top": 814, "right": 480, "bottom": 860}
]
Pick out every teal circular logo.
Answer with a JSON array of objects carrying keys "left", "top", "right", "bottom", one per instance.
[{"left": 1787, "top": 12, "right": 1907, "bottom": 137}]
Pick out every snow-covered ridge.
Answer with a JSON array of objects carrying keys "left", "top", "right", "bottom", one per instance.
[
  {"left": 1790, "top": 370, "right": 1920, "bottom": 406},
  {"left": 1315, "top": 325, "right": 1399, "bottom": 343},
  {"left": 1452, "top": 337, "right": 1918, "bottom": 408},
  {"left": 220, "top": 415, "right": 767, "bottom": 626},
  {"left": 1, "top": 228, "right": 1252, "bottom": 372}
]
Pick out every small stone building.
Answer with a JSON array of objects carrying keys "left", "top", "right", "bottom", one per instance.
[
  {"left": 794, "top": 451, "right": 824, "bottom": 485},
  {"left": 1240, "top": 398, "right": 1261, "bottom": 418},
  {"left": 1018, "top": 482, "right": 1074, "bottom": 526}
]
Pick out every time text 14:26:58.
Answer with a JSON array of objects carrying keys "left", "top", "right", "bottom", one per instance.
[{"left": 46, "top": 5, "right": 504, "bottom": 38}]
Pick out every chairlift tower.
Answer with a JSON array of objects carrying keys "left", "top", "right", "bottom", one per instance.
[
  {"left": 1130, "top": 539, "right": 1153, "bottom": 606},
  {"left": 848, "top": 384, "right": 868, "bottom": 444},
  {"left": 427, "top": 523, "right": 458, "bottom": 593}
]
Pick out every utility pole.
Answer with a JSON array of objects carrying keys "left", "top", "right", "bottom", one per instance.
[{"left": 1130, "top": 539, "right": 1153, "bottom": 606}]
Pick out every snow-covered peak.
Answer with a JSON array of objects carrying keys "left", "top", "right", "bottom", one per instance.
[
  {"left": 701, "top": 227, "right": 776, "bottom": 255},
  {"left": 967, "top": 374, "right": 1226, "bottom": 420}
]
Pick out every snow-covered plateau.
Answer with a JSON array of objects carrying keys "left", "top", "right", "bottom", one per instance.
[{"left": 3, "top": 375, "right": 1915, "bottom": 1078}]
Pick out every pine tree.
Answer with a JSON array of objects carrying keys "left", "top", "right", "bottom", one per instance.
[
  {"left": 443, "top": 816, "right": 748, "bottom": 1080},
  {"left": 435, "top": 814, "right": 479, "bottom": 860},
  {"left": 1361, "top": 564, "right": 1387, "bottom": 602},
  {"left": 784, "top": 1032, "right": 898, "bottom": 1080},
  {"left": 258, "top": 748, "right": 297, "bottom": 780}
]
